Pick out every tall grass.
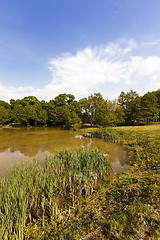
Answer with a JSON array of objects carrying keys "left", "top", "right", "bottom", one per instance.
[
  {"left": 82, "top": 127, "right": 118, "bottom": 143},
  {"left": 0, "top": 148, "right": 110, "bottom": 239}
]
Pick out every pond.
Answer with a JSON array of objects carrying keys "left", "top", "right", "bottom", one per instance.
[{"left": 0, "top": 127, "right": 134, "bottom": 177}]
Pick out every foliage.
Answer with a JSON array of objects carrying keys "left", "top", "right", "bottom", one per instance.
[
  {"left": 154, "top": 89, "right": 160, "bottom": 120},
  {"left": 0, "top": 106, "right": 10, "bottom": 125},
  {"left": 141, "top": 91, "right": 159, "bottom": 124},
  {"left": 0, "top": 89, "right": 160, "bottom": 127},
  {"left": 89, "top": 127, "right": 118, "bottom": 143},
  {"left": 0, "top": 148, "right": 110, "bottom": 239},
  {"left": 10, "top": 101, "right": 48, "bottom": 126},
  {"left": 118, "top": 90, "right": 141, "bottom": 125},
  {"left": 79, "top": 93, "right": 118, "bottom": 127},
  {"left": 44, "top": 94, "right": 80, "bottom": 128},
  {"left": 118, "top": 90, "right": 160, "bottom": 125},
  {"left": 0, "top": 100, "right": 10, "bottom": 109}
]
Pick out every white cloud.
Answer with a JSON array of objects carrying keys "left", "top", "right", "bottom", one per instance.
[
  {"left": 0, "top": 84, "right": 35, "bottom": 102},
  {"left": 0, "top": 39, "right": 160, "bottom": 102},
  {"left": 142, "top": 39, "right": 160, "bottom": 46}
]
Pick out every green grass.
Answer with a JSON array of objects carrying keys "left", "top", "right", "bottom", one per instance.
[
  {"left": 35, "top": 125, "right": 159, "bottom": 240},
  {"left": 0, "top": 148, "right": 110, "bottom": 240},
  {"left": 0, "top": 125, "right": 160, "bottom": 239},
  {"left": 77, "top": 125, "right": 160, "bottom": 239}
]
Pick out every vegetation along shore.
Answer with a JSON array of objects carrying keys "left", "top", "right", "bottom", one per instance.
[
  {"left": 0, "top": 124, "right": 159, "bottom": 239},
  {"left": 0, "top": 88, "right": 160, "bottom": 239}
]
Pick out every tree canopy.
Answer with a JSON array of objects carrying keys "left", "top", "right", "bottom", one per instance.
[{"left": 0, "top": 89, "right": 159, "bottom": 128}]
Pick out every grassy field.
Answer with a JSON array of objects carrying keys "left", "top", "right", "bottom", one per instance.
[{"left": 0, "top": 125, "right": 160, "bottom": 239}]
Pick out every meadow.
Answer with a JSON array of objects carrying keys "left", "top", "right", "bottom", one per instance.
[{"left": 0, "top": 125, "right": 160, "bottom": 239}]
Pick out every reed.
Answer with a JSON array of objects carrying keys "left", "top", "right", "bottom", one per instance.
[
  {"left": 20, "top": 125, "right": 160, "bottom": 239},
  {"left": 0, "top": 148, "right": 110, "bottom": 239}
]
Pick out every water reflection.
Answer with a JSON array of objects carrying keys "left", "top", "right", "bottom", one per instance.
[{"left": 0, "top": 128, "right": 134, "bottom": 177}]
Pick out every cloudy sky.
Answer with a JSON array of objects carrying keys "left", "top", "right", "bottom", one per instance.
[{"left": 0, "top": 0, "right": 160, "bottom": 102}]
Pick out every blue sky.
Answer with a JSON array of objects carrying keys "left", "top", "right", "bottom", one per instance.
[{"left": 0, "top": 0, "right": 160, "bottom": 102}]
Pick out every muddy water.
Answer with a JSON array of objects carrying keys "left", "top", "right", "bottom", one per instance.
[{"left": 0, "top": 127, "right": 134, "bottom": 177}]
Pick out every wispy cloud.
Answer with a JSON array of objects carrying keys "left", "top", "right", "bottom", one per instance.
[
  {"left": 142, "top": 39, "right": 160, "bottom": 46},
  {"left": 0, "top": 39, "right": 160, "bottom": 102},
  {"left": 0, "top": 84, "right": 34, "bottom": 101}
]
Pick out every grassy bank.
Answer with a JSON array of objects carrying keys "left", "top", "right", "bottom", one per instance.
[
  {"left": 76, "top": 125, "right": 160, "bottom": 239},
  {"left": 0, "top": 125, "right": 160, "bottom": 239},
  {"left": 83, "top": 125, "right": 160, "bottom": 170}
]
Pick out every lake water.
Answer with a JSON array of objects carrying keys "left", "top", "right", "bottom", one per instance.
[{"left": 0, "top": 127, "right": 134, "bottom": 177}]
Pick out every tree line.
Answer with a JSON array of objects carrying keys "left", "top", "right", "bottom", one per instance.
[{"left": 0, "top": 89, "right": 159, "bottom": 128}]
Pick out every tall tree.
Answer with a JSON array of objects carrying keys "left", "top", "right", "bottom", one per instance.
[
  {"left": 79, "top": 93, "right": 116, "bottom": 126},
  {"left": 44, "top": 100, "right": 57, "bottom": 126},
  {"left": 54, "top": 94, "right": 80, "bottom": 128},
  {"left": 78, "top": 97, "right": 91, "bottom": 124},
  {"left": 118, "top": 90, "right": 141, "bottom": 125},
  {"left": 0, "top": 106, "right": 10, "bottom": 125},
  {"left": 10, "top": 96, "right": 48, "bottom": 126},
  {"left": 154, "top": 89, "right": 160, "bottom": 121},
  {"left": 0, "top": 100, "right": 10, "bottom": 109},
  {"left": 141, "top": 92, "right": 159, "bottom": 124},
  {"left": 112, "top": 100, "right": 125, "bottom": 126}
]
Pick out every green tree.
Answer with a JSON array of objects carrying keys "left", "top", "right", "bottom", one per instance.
[
  {"left": 141, "top": 91, "right": 159, "bottom": 124},
  {"left": 0, "top": 106, "right": 10, "bottom": 125},
  {"left": 118, "top": 90, "right": 141, "bottom": 125},
  {"left": 55, "top": 106, "right": 80, "bottom": 129},
  {"left": 43, "top": 100, "right": 57, "bottom": 126},
  {"left": 154, "top": 89, "right": 160, "bottom": 121},
  {"left": 54, "top": 94, "right": 80, "bottom": 128},
  {"left": 112, "top": 100, "right": 125, "bottom": 126},
  {"left": 0, "top": 100, "right": 10, "bottom": 109},
  {"left": 54, "top": 94, "right": 75, "bottom": 107},
  {"left": 10, "top": 99, "right": 21, "bottom": 110},
  {"left": 34, "top": 104, "right": 48, "bottom": 126},
  {"left": 79, "top": 93, "right": 116, "bottom": 127},
  {"left": 11, "top": 105, "right": 25, "bottom": 125},
  {"left": 10, "top": 97, "right": 48, "bottom": 126},
  {"left": 78, "top": 97, "right": 91, "bottom": 124},
  {"left": 21, "top": 96, "right": 40, "bottom": 106}
]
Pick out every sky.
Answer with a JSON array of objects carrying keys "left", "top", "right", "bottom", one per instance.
[{"left": 0, "top": 0, "right": 160, "bottom": 102}]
